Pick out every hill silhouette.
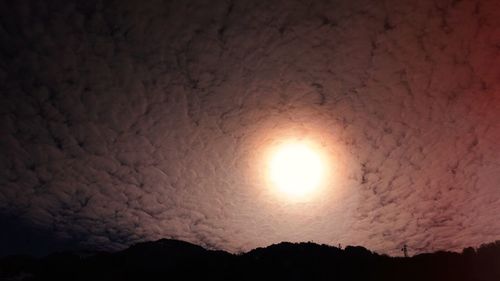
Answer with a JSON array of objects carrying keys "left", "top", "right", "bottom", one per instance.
[{"left": 1, "top": 239, "right": 499, "bottom": 281}]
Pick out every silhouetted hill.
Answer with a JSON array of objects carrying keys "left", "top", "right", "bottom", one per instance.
[{"left": 1, "top": 239, "right": 500, "bottom": 281}]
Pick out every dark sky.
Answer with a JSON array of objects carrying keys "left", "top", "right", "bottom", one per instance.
[{"left": 1, "top": 0, "right": 500, "bottom": 257}]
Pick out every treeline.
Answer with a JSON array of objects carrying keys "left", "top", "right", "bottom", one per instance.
[{"left": 1, "top": 239, "right": 499, "bottom": 281}]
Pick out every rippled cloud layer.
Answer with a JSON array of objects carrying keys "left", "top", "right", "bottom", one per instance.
[{"left": 1, "top": 0, "right": 499, "bottom": 256}]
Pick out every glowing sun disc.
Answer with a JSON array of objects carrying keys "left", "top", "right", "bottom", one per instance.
[{"left": 269, "top": 142, "right": 324, "bottom": 198}]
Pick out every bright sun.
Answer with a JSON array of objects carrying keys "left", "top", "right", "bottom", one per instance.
[{"left": 269, "top": 142, "right": 324, "bottom": 199}]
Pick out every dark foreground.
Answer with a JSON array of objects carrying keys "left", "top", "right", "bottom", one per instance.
[{"left": 1, "top": 239, "right": 499, "bottom": 281}]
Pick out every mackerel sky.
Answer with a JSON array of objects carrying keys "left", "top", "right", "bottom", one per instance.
[{"left": 1, "top": 0, "right": 499, "bottom": 256}]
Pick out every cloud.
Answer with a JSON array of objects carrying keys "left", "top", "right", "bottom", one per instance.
[{"left": 0, "top": 0, "right": 499, "bottom": 256}]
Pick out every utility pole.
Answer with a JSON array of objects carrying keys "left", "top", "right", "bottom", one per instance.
[{"left": 401, "top": 244, "right": 408, "bottom": 257}]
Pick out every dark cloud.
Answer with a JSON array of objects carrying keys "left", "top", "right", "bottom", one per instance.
[
  {"left": 1, "top": 0, "right": 499, "bottom": 256},
  {"left": 0, "top": 214, "right": 79, "bottom": 257}
]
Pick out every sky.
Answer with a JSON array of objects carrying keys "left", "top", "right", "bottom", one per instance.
[{"left": 1, "top": 0, "right": 500, "bottom": 257}]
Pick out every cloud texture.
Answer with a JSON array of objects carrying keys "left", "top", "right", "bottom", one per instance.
[{"left": 1, "top": 0, "right": 499, "bottom": 256}]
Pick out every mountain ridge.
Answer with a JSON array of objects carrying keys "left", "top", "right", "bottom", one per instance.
[{"left": 1, "top": 239, "right": 499, "bottom": 281}]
